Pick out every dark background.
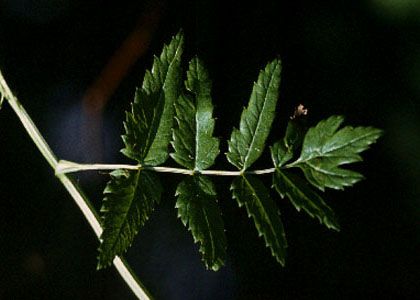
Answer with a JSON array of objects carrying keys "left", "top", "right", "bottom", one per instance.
[{"left": 0, "top": 0, "right": 419, "bottom": 299}]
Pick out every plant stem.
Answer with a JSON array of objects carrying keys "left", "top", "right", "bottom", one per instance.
[
  {"left": 56, "top": 160, "right": 277, "bottom": 176},
  {"left": 0, "top": 70, "right": 152, "bottom": 300}
]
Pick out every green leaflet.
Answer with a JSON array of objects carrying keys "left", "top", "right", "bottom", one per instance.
[
  {"left": 231, "top": 175, "right": 287, "bottom": 265},
  {"left": 98, "top": 169, "right": 162, "bottom": 269},
  {"left": 273, "top": 169, "right": 340, "bottom": 231},
  {"left": 227, "top": 59, "right": 282, "bottom": 171},
  {"left": 121, "top": 32, "right": 184, "bottom": 166},
  {"left": 290, "top": 115, "right": 383, "bottom": 191},
  {"left": 175, "top": 175, "right": 227, "bottom": 271},
  {"left": 270, "top": 117, "right": 307, "bottom": 168},
  {"left": 270, "top": 141, "right": 293, "bottom": 169},
  {"left": 171, "top": 57, "right": 219, "bottom": 170},
  {"left": 171, "top": 58, "right": 224, "bottom": 270}
]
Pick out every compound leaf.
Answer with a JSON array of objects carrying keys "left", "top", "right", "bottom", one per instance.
[
  {"left": 175, "top": 175, "right": 226, "bottom": 271},
  {"left": 291, "top": 116, "right": 383, "bottom": 191},
  {"left": 98, "top": 169, "right": 162, "bottom": 269},
  {"left": 227, "top": 59, "right": 282, "bottom": 170},
  {"left": 231, "top": 175, "right": 287, "bottom": 265},
  {"left": 171, "top": 57, "right": 219, "bottom": 170},
  {"left": 273, "top": 169, "right": 340, "bottom": 231},
  {"left": 121, "top": 32, "right": 184, "bottom": 166}
]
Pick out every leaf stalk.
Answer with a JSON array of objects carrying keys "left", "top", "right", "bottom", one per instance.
[
  {"left": 0, "top": 70, "right": 152, "bottom": 300},
  {"left": 56, "top": 160, "right": 276, "bottom": 176}
]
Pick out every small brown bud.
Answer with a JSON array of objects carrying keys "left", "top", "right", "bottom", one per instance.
[{"left": 291, "top": 104, "right": 308, "bottom": 119}]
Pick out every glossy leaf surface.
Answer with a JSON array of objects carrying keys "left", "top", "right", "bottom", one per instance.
[
  {"left": 231, "top": 175, "right": 287, "bottom": 265},
  {"left": 171, "top": 57, "right": 219, "bottom": 170},
  {"left": 176, "top": 175, "right": 226, "bottom": 270},
  {"left": 121, "top": 32, "right": 184, "bottom": 166},
  {"left": 98, "top": 169, "right": 162, "bottom": 268},
  {"left": 273, "top": 169, "right": 340, "bottom": 231},
  {"left": 227, "top": 59, "right": 282, "bottom": 170},
  {"left": 292, "top": 116, "right": 383, "bottom": 190}
]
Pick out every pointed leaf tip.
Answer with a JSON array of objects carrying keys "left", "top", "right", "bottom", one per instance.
[
  {"left": 121, "top": 31, "right": 184, "bottom": 166},
  {"left": 176, "top": 175, "right": 227, "bottom": 271},
  {"left": 227, "top": 59, "right": 282, "bottom": 170},
  {"left": 171, "top": 57, "right": 219, "bottom": 170},
  {"left": 231, "top": 175, "right": 287, "bottom": 266},
  {"left": 273, "top": 169, "right": 340, "bottom": 231},
  {"left": 98, "top": 170, "right": 162, "bottom": 268}
]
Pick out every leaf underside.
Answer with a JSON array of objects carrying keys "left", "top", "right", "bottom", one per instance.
[
  {"left": 121, "top": 31, "right": 184, "bottom": 166},
  {"left": 98, "top": 169, "right": 162, "bottom": 269},
  {"left": 171, "top": 57, "right": 219, "bottom": 170},
  {"left": 227, "top": 59, "right": 282, "bottom": 171},
  {"left": 231, "top": 175, "right": 287, "bottom": 265},
  {"left": 176, "top": 175, "right": 227, "bottom": 271},
  {"left": 293, "top": 115, "right": 383, "bottom": 191},
  {"left": 273, "top": 169, "right": 340, "bottom": 231}
]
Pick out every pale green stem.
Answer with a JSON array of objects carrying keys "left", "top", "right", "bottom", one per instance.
[
  {"left": 56, "top": 160, "right": 276, "bottom": 176},
  {"left": 0, "top": 70, "right": 152, "bottom": 300}
]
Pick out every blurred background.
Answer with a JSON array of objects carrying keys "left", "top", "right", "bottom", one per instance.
[{"left": 0, "top": 0, "right": 419, "bottom": 299}]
